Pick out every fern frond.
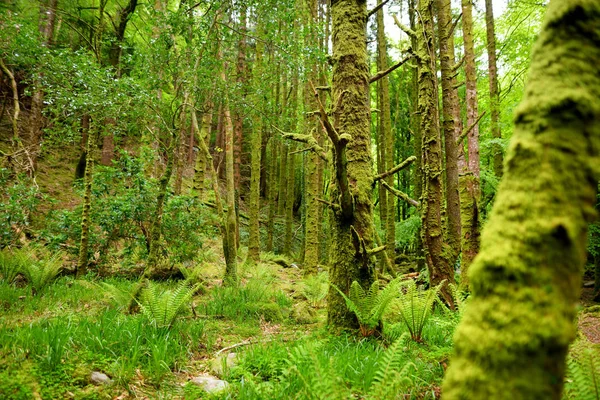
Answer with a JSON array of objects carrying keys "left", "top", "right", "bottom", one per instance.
[
  {"left": 393, "top": 280, "right": 443, "bottom": 342},
  {"left": 370, "top": 335, "right": 415, "bottom": 400},
  {"left": 138, "top": 281, "right": 196, "bottom": 328}
]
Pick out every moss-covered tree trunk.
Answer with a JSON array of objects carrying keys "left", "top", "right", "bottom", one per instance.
[
  {"left": 459, "top": 0, "right": 481, "bottom": 289},
  {"left": 223, "top": 93, "right": 238, "bottom": 285},
  {"left": 326, "top": 0, "right": 375, "bottom": 329},
  {"left": 443, "top": 1, "right": 600, "bottom": 397},
  {"left": 376, "top": 7, "right": 396, "bottom": 267},
  {"left": 413, "top": 0, "right": 455, "bottom": 304},
  {"left": 247, "top": 25, "right": 265, "bottom": 264},
  {"left": 485, "top": 0, "right": 503, "bottom": 179},
  {"left": 192, "top": 98, "right": 213, "bottom": 200},
  {"left": 436, "top": 0, "right": 461, "bottom": 265},
  {"left": 266, "top": 136, "right": 278, "bottom": 253},
  {"left": 77, "top": 126, "right": 96, "bottom": 277},
  {"left": 146, "top": 133, "right": 176, "bottom": 274},
  {"left": 303, "top": 0, "right": 321, "bottom": 273}
]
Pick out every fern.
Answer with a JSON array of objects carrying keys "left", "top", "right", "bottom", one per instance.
[
  {"left": 369, "top": 334, "right": 415, "bottom": 399},
  {"left": 21, "top": 252, "right": 63, "bottom": 295},
  {"left": 334, "top": 278, "right": 402, "bottom": 336},
  {"left": 437, "top": 283, "right": 469, "bottom": 324},
  {"left": 391, "top": 280, "right": 443, "bottom": 342},
  {"left": 565, "top": 348, "right": 600, "bottom": 400},
  {"left": 79, "top": 280, "right": 144, "bottom": 311},
  {"left": 286, "top": 343, "right": 351, "bottom": 400},
  {"left": 138, "top": 281, "right": 196, "bottom": 328},
  {"left": 0, "top": 247, "right": 29, "bottom": 284},
  {"left": 301, "top": 272, "right": 328, "bottom": 308}
]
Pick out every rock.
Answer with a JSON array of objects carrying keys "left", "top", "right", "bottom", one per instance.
[
  {"left": 211, "top": 352, "right": 237, "bottom": 376},
  {"left": 190, "top": 375, "right": 229, "bottom": 393},
  {"left": 90, "top": 371, "right": 112, "bottom": 385}
]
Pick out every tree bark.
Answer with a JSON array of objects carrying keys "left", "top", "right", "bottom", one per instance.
[
  {"left": 436, "top": 0, "right": 461, "bottom": 266},
  {"left": 326, "top": 0, "right": 375, "bottom": 329},
  {"left": 414, "top": 0, "right": 455, "bottom": 305},
  {"left": 485, "top": 0, "right": 503, "bottom": 178},
  {"left": 459, "top": 0, "right": 481, "bottom": 289},
  {"left": 77, "top": 126, "right": 96, "bottom": 277},
  {"left": 443, "top": 1, "right": 600, "bottom": 397}
]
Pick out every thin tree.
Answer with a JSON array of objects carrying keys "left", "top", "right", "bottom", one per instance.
[
  {"left": 485, "top": 0, "right": 503, "bottom": 178},
  {"left": 443, "top": 0, "right": 600, "bottom": 397}
]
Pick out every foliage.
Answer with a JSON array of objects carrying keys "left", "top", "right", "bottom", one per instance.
[
  {"left": 18, "top": 249, "right": 64, "bottom": 295},
  {"left": 334, "top": 278, "right": 402, "bottom": 337},
  {"left": 138, "top": 281, "right": 196, "bottom": 328},
  {"left": 395, "top": 213, "right": 421, "bottom": 253},
  {"left": 388, "top": 280, "right": 444, "bottom": 342},
  {"left": 564, "top": 346, "right": 600, "bottom": 400},
  {"left": 0, "top": 170, "right": 44, "bottom": 248},
  {"left": 368, "top": 334, "right": 416, "bottom": 399},
  {"left": 0, "top": 247, "right": 27, "bottom": 284},
  {"left": 203, "top": 278, "right": 291, "bottom": 323},
  {"left": 301, "top": 272, "right": 328, "bottom": 307}
]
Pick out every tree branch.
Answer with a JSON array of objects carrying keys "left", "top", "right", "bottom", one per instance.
[
  {"left": 373, "top": 156, "right": 417, "bottom": 183},
  {"left": 457, "top": 111, "right": 486, "bottom": 145},
  {"left": 381, "top": 180, "right": 420, "bottom": 207},
  {"left": 367, "top": 0, "right": 391, "bottom": 19},
  {"left": 452, "top": 55, "right": 465, "bottom": 72},
  {"left": 449, "top": 13, "right": 463, "bottom": 37},
  {"left": 393, "top": 15, "right": 416, "bottom": 39},
  {"left": 274, "top": 126, "right": 328, "bottom": 162},
  {"left": 317, "top": 198, "right": 341, "bottom": 211},
  {"left": 370, "top": 55, "right": 412, "bottom": 84}
]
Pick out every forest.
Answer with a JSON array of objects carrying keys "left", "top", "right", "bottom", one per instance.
[{"left": 0, "top": 0, "right": 599, "bottom": 398}]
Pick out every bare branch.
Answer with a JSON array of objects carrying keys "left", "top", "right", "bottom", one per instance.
[
  {"left": 367, "top": 0, "right": 391, "bottom": 19},
  {"left": 370, "top": 55, "right": 412, "bottom": 84},
  {"left": 381, "top": 180, "right": 420, "bottom": 207},
  {"left": 393, "top": 15, "right": 416, "bottom": 39},
  {"left": 274, "top": 126, "right": 328, "bottom": 162},
  {"left": 453, "top": 81, "right": 465, "bottom": 89},
  {"left": 449, "top": 12, "right": 463, "bottom": 37},
  {"left": 456, "top": 111, "right": 486, "bottom": 145},
  {"left": 317, "top": 198, "right": 341, "bottom": 211},
  {"left": 452, "top": 55, "right": 466, "bottom": 72},
  {"left": 367, "top": 245, "right": 387, "bottom": 256},
  {"left": 373, "top": 156, "right": 417, "bottom": 183}
]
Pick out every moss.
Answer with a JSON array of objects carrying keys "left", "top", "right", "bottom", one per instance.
[
  {"left": 443, "top": 0, "right": 600, "bottom": 398},
  {"left": 326, "top": 0, "right": 375, "bottom": 329}
]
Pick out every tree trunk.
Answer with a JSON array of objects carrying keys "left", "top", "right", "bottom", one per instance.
[
  {"left": 192, "top": 99, "right": 213, "bottom": 200},
  {"left": 443, "top": 1, "right": 600, "bottom": 397},
  {"left": 266, "top": 137, "right": 278, "bottom": 253},
  {"left": 223, "top": 85, "right": 238, "bottom": 285},
  {"left": 77, "top": 127, "right": 95, "bottom": 277},
  {"left": 436, "top": 0, "right": 461, "bottom": 266},
  {"left": 376, "top": 6, "right": 396, "bottom": 269},
  {"left": 326, "top": 0, "right": 375, "bottom": 329},
  {"left": 414, "top": 0, "right": 455, "bottom": 305},
  {"left": 459, "top": 0, "right": 481, "bottom": 289},
  {"left": 485, "top": 0, "right": 503, "bottom": 178},
  {"left": 248, "top": 26, "right": 265, "bottom": 263}
]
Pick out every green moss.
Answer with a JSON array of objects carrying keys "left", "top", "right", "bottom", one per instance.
[{"left": 443, "top": 1, "right": 600, "bottom": 398}]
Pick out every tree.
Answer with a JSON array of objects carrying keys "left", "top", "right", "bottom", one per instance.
[
  {"left": 443, "top": 0, "right": 600, "bottom": 397},
  {"left": 459, "top": 0, "right": 481, "bottom": 289},
  {"left": 436, "top": 0, "right": 462, "bottom": 266},
  {"left": 485, "top": 0, "right": 503, "bottom": 178}
]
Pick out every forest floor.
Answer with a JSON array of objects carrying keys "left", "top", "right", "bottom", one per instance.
[{"left": 0, "top": 252, "right": 452, "bottom": 399}]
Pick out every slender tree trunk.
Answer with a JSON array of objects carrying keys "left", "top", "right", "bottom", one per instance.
[
  {"left": 284, "top": 143, "right": 296, "bottom": 256},
  {"left": 193, "top": 99, "right": 213, "bottom": 200},
  {"left": 436, "top": 0, "right": 461, "bottom": 265},
  {"left": 266, "top": 137, "right": 278, "bottom": 253},
  {"left": 223, "top": 78, "right": 238, "bottom": 285},
  {"left": 302, "top": 0, "right": 321, "bottom": 274},
  {"left": 146, "top": 134, "right": 176, "bottom": 274},
  {"left": 233, "top": 5, "right": 247, "bottom": 193},
  {"left": 0, "top": 58, "right": 19, "bottom": 141},
  {"left": 485, "top": 0, "right": 503, "bottom": 178},
  {"left": 414, "top": 0, "right": 455, "bottom": 305},
  {"left": 376, "top": 6, "right": 396, "bottom": 268},
  {"left": 248, "top": 24, "right": 265, "bottom": 263},
  {"left": 77, "top": 127, "right": 96, "bottom": 277},
  {"left": 326, "top": 0, "right": 375, "bottom": 329},
  {"left": 459, "top": 0, "right": 481, "bottom": 289},
  {"left": 443, "top": 1, "right": 600, "bottom": 397}
]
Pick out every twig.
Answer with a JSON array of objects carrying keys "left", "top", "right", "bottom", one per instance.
[
  {"left": 370, "top": 55, "right": 412, "bottom": 84},
  {"left": 373, "top": 156, "right": 417, "bottom": 183},
  {"left": 456, "top": 111, "right": 486, "bottom": 145},
  {"left": 367, "top": 0, "right": 391, "bottom": 18},
  {"left": 381, "top": 180, "right": 420, "bottom": 207}
]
